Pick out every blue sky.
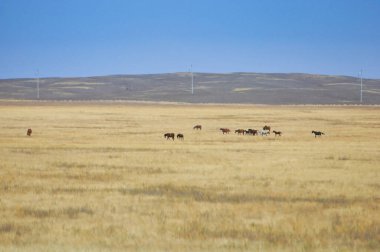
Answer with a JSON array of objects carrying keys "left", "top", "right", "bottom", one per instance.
[{"left": 0, "top": 0, "right": 379, "bottom": 79}]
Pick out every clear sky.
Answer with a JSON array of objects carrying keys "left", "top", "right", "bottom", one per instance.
[{"left": 0, "top": 0, "right": 379, "bottom": 79}]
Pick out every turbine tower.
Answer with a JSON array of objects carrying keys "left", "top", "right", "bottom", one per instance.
[
  {"left": 190, "top": 64, "right": 194, "bottom": 95},
  {"left": 36, "top": 69, "right": 40, "bottom": 99},
  {"left": 360, "top": 69, "right": 363, "bottom": 103}
]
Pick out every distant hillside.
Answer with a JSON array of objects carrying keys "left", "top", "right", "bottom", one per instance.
[{"left": 1, "top": 72, "right": 379, "bottom": 104}]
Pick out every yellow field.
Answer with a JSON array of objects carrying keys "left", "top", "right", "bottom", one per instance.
[{"left": 0, "top": 102, "right": 379, "bottom": 251}]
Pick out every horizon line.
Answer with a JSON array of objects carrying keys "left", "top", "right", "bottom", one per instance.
[{"left": 0, "top": 71, "right": 377, "bottom": 81}]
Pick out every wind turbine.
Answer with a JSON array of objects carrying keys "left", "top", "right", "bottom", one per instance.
[
  {"left": 359, "top": 69, "right": 363, "bottom": 103},
  {"left": 190, "top": 64, "right": 194, "bottom": 95},
  {"left": 36, "top": 69, "right": 40, "bottom": 99}
]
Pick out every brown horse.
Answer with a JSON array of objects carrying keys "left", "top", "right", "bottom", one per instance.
[
  {"left": 193, "top": 125, "right": 202, "bottom": 130},
  {"left": 235, "top": 129, "right": 245, "bottom": 135},
  {"left": 220, "top": 128, "right": 230, "bottom": 134},
  {"left": 27, "top": 128, "right": 32, "bottom": 136},
  {"left": 164, "top": 133, "right": 175, "bottom": 140},
  {"left": 177, "top": 133, "right": 184, "bottom": 140},
  {"left": 273, "top": 130, "right": 282, "bottom": 137},
  {"left": 263, "top": 125, "right": 271, "bottom": 133}
]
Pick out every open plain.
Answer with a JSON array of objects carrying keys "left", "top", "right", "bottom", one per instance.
[{"left": 0, "top": 101, "right": 379, "bottom": 251}]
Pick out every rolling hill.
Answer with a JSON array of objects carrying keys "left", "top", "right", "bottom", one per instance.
[{"left": 1, "top": 72, "right": 379, "bottom": 104}]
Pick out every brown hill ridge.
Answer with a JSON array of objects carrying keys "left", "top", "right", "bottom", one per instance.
[{"left": 1, "top": 72, "right": 379, "bottom": 104}]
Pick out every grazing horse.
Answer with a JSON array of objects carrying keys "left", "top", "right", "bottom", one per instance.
[
  {"left": 164, "top": 133, "right": 175, "bottom": 140},
  {"left": 220, "top": 128, "right": 231, "bottom": 134},
  {"left": 27, "top": 128, "right": 32, "bottom": 136},
  {"left": 245, "top": 129, "right": 258, "bottom": 135},
  {"left": 273, "top": 130, "right": 282, "bottom": 137},
  {"left": 259, "top": 129, "right": 270, "bottom": 136},
  {"left": 235, "top": 129, "right": 245, "bottom": 135},
  {"left": 177, "top": 133, "right": 184, "bottom": 140},
  {"left": 263, "top": 125, "right": 271, "bottom": 134},
  {"left": 193, "top": 125, "right": 202, "bottom": 130},
  {"left": 312, "top": 131, "right": 325, "bottom": 138}
]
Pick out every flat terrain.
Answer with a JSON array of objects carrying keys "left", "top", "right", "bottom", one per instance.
[
  {"left": 1, "top": 72, "right": 380, "bottom": 104},
  {"left": 0, "top": 101, "right": 379, "bottom": 251}
]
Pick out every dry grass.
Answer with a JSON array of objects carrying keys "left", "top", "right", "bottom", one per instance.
[{"left": 0, "top": 101, "right": 379, "bottom": 251}]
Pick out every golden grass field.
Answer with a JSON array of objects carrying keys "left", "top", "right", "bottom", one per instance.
[{"left": 0, "top": 101, "right": 379, "bottom": 251}]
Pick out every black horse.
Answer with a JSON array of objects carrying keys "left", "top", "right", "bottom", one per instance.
[
  {"left": 27, "top": 128, "right": 32, "bottom": 136},
  {"left": 193, "top": 125, "right": 202, "bottom": 130},
  {"left": 177, "top": 133, "right": 184, "bottom": 140},
  {"left": 312, "top": 130, "right": 325, "bottom": 138},
  {"left": 245, "top": 129, "right": 258, "bottom": 135},
  {"left": 164, "top": 133, "right": 175, "bottom": 140},
  {"left": 273, "top": 130, "right": 282, "bottom": 137}
]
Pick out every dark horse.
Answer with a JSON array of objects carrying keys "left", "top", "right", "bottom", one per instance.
[
  {"left": 235, "top": 129, "right": 245, "bottom": 135},
  {"left": 164, "top": 133, "right": 175, "bottom": 140},
  {"left": 220, "top": 128, "right": 230, "bottom": 134},
  {"left": 263, "top": 125, "right": 271, "bottom": 134},
  {"left": 177, "top": 133, "right": 184, "bottom": 140},
  {"left": 312, "top": 130, "right": 325, "bottom": 138},
  {"left": 273, "top": 130, "right": 282, "bottom": 137},
  {"left": 245, "top": 129, "right": 258, "bottom": 135},
  {"left": 27, "top": 128, "right": 32, "bottom": 136},
  {"left": 193, "top": 125, "right": 202, "bottom": 130}
]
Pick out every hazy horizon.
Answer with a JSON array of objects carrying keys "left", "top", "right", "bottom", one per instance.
[{"left": 0, "top": 71, "right": 377, "bottom": 81}]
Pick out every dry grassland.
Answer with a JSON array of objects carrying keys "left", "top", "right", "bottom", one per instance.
[{"left": 0, "top": 102, "right": 379, "bottom": 251}]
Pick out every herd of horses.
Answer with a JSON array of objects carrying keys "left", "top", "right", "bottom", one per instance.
[
  {"left": 164, "top": 133, "right": 184, "bottom": 140},
  {"left": 25, "top": 125, "right": 325, "bottom": 140},
  {"left": 163, "top": 125, "right": 326, "bottom": 140},
  {"left": 221, "top": 125, "right": 279, "bottom": 136}
]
